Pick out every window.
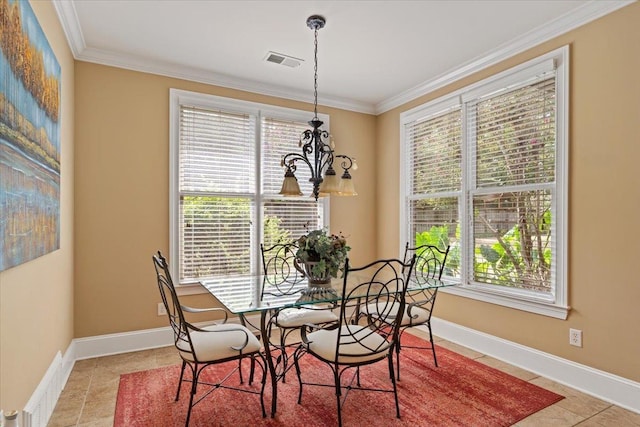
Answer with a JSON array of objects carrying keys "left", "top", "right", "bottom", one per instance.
[
  {"left": 170, "top": 90, "right": 328, "bottom": 286},
  {"left": 400, "top": 47, "right": 568, "bottom": 319}
]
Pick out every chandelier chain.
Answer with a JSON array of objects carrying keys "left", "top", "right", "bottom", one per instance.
[{"left": 313, "top": 26, "right": 319, "bottom": 120}]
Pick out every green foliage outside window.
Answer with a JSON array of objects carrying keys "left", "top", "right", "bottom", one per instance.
[
  {"left": 415, "top": 205, "right": 551, "bottom": 291},
  {"left": 182, "top": 196, "right": 251, "bottom": 278},
  {"left": 415, "top": 225, "right": 460, "bottom": 277},
  {"left": 475, "top": 208, "right": 552, "bottom": 291},
  {"left": 181, "top": 196, "right": 302, "bottom": 280},
  {"left": 263, "top": 215, "right": 292, "bottom": 247}
]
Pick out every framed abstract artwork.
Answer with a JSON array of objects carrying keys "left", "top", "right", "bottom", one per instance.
[{"left": 1, "top": 0, "right": 61, "bottom": 271}]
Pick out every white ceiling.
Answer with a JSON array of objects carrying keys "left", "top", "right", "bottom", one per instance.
[{"left": 53, "top": 0, "right": 631, "bottom": 114}]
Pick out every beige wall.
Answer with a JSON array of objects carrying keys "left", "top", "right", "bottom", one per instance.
[
  {"left": 376, "top": 3, "right": 640, "bottom": 382},
  {"left": 0, "top": 0, "right": 75, "bottom": 411},
  {"left": 73, "top": 63, "right": 376, "bottom": 338}
]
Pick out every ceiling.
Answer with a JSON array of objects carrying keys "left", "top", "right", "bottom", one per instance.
[{"left": 53, "top": 1, "right": 630, "bottom": 114}]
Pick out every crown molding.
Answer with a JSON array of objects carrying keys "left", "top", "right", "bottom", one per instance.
[
  {"left": 53, "top": 0, "right": 633, "bottom": 116},
  {"left": 52, "top": 0, "right": 85, "bottom": 58},
  {"left": 77, "top": 46, "right": 376, "bottom": 114},
  {"left": 375, "top": 0, "right": 635, "bottom": 114}
]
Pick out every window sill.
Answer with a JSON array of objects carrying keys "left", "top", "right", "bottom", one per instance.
[
  {"left": 176, "top": 282, "right": 208, "bottom": 296},
  {"left": 440, "top": 284, "right": 570, "bottom": 320}
]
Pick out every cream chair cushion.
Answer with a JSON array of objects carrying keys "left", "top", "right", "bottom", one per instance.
[
  {"left": 177, "top": 323, "right": 261, "bottom": 362},
  {"left": 276, "top": 306, "right": 338, "bottom": 328},
  {"left": 365, "top": 301, "right": 430, "bottom": 326},
  {"left": 305, "top": 324, "right": 390, "bottom": 364}
]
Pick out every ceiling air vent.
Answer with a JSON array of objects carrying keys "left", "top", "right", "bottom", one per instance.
[{"left": 264, "top": 51, "right": 303, "bottom": 68}]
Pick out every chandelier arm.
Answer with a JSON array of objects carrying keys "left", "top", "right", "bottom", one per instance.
[
  {"left": 282, "top": 135, "right": 334, "bottom": 185},
  {"left": 282, "top": 152, "right": 312, "bottom": 173},
  {"left": 313, "top": 130, "right": 334, "bottom": 174},
  {"left": 334, "top": 154, "right": 354, "bottom": 172},
  {"left": 298, "top": 130, "right": 326, "bottom": 184}
]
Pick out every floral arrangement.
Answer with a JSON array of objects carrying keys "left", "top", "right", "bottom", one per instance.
[{"left": 295, "top": 229, "right": 350, "bottom": 279}]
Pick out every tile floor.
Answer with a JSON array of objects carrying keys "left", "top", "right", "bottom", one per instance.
[{"left": 47, "top": 329, "right": 640, "bottom": 426}]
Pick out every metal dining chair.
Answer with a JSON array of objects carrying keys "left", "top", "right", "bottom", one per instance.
[
  {"left": 293, "top": 256, "right": 416, "bottom": 427},
  {"left": 364, "top": 243, "right": 450, "bottom": 379},
  {"left": 260, "top": 242, "right": 339, "bottom": 377},
  {"left": 152, "top": 251, "right": 267, "bottom": 426},
  {"left": 397, "top": 243, "right": 449, "bottom": 372}
]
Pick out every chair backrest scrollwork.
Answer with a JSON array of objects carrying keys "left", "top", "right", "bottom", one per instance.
[
  {"left": 402, "top": 243, "right": 450, "bottom": 325},
  {"left": 152, "top": 251, "right": 196, "bottom": 359},
  {"left": 404, "top": 243, "right": 450, "bottom": 284},
  {"left": 260, "top": 242, "right": 305, "bottom": 298}
]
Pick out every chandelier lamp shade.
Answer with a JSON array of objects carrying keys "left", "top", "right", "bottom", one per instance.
[{"left": 279, "top": 15, "right": 357, "bottom": 201}]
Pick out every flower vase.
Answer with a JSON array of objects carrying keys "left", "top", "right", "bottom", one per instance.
[{"left": 294, "top": 259, "right": 332, "bottom": 288}]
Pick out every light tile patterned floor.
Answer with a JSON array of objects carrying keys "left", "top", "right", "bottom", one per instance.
[{"left": 47, "top": 330, "right": 640, "bottom": 426}]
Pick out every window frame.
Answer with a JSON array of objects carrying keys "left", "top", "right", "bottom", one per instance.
[
  {"left": 400, "top": 46, "right": 569, "bottom": 319},
  {"left": 169, "top": 89, "right": 330, "bottom": 292}
]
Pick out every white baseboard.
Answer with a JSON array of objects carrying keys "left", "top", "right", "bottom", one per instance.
[
  {"left": 71, "top": 315, "right": 257, "bottom": 360},
  {"left": 430, "top": 317, "right": 640, "bottom": 414},
  {"left": 27, "top": 315, "right": 638, "bottom": 426},
  {"left": 73, "top": 326, "right": 175, "bottom": 360}
]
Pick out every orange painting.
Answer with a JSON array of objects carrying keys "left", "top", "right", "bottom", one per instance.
[{"left": 1, "top": 0, "right": 61, "bottom": 271}]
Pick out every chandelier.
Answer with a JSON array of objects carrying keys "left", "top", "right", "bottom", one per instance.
[{"left": 279, "top": 15, "right": 357, "bottom": 201}]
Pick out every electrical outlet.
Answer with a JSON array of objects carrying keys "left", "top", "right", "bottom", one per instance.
[
  {"left": 569, "top": 328, "right": 582, "bottom": 347},
  {"left": 157, "top": 303, "right": 167, "bottom": 316}
]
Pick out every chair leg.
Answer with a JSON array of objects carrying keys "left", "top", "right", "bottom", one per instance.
[
  {"left": 280, "top": 329, "right": 287, "bottom": 383},
  {"left": 396, "top": 337, "right": 402, "bottom": 381},
  {"left": 334, "top": 368, "right": 343, "bottom": 427},
  {"left": 258, "top": 355, "right": 267, "bottom": 418},
  {"left": 389, "top": 353, "right": 401, "bottom": 419},
  {"left": 428, "top": 323, "right": 438, "bottom": 367},
  {"left": 185, "top": 365, "right": 199, "bottom": 427},
  {"left": 249, "top": 355, "right": 256, "bottom": 385},
  {"left": 388, "top": 350, "right": 395, "bottom": 381},
  {"left": 175, "top": 360, "right": 187, "bottom": 401},
  {"left": 238, "top": 358, "right": 245, "bottom": 384},
  {"left": 293, "top": 347, "right": 304, "bottom": 404}
]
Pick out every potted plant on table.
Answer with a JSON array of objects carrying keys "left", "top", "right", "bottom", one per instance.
[{"left": 294, "top": 229, "right": 350, "bottom": 286}]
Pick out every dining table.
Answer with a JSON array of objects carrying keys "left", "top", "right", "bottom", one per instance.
[{"left": 200, "top": 272, "right": 455, "bottom": 417}]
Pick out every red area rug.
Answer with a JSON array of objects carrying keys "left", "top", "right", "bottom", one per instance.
[{"left": 114, "top": 334, "right": 563, "bottom": 426}]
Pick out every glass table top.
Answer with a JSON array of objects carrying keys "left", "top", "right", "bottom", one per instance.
[{"left": 200, "top": 274, "right": 455, "bottom": 315}]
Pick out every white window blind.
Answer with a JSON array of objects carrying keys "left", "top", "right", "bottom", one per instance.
[
  {"left": 468, "top": 74, "right": 556, "bottom": 292},
  {"left": 180, "top": 196, "right": 253, "bottom": 279},
  {"left": 178, "top": 106, "right": 255, "bottom": 280},
  {"left": 406, "top": 108, "right": 462, "bottom": 277},
  {"left": 179, "top": 107, "right": 255, "bottom": 193},
  {"left": 409, "top": 109, "right": 462, "bottom": 194},
  {"left": 172, "top": 91, "right": 326, "bottom": 284}
]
